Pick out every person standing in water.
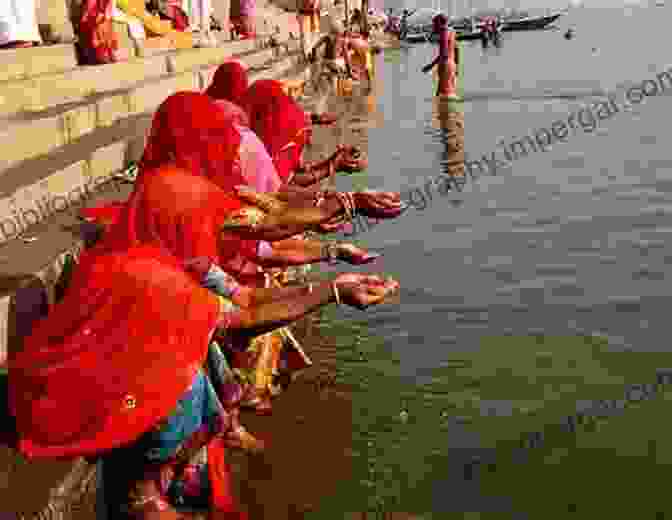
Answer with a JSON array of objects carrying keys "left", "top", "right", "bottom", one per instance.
[
  {"left": 398, "top": 8, "right": 417, "bottom": 40},
  {"left": 422, "top": 14, "right": 459, "bottom": 99}
]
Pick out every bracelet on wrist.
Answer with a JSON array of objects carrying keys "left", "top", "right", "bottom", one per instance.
[
  {"left": 331, "top": 281, "right": 341, "bottom": 305},
  {"left": 313, "top": 190, "right": 326, "bottom": 207},
  {"left": 323, "top": 241, "right": 340, "bottom": 264}
]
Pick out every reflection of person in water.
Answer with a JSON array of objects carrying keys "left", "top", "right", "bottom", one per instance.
[{"left": 435, "top": 99, "right": 465, "bottom": 182}]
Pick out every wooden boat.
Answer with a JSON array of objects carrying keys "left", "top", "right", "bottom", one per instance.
[
  {"left": 456, "top": 28, "right": 484, "bottom": 41},
  {"left": 501, "top": 12, "right": 563, "bottom": 31},
  {"left": 404, "top": 32, "right": 430, "bottom": 43}
]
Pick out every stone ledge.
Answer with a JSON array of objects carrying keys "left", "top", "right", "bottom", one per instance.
[
  {"left": 0, "top": 38, "right": 296, "bottom": 119},
  {"left": 0, "top": 44, "right": 77, "bottom": 83},
  {"left": 0, "top": 43, "right": 300, "bottom": 173},
  {"left": 0, "top": 178, "right": 134, "bottom": 370},
  {"left": 0, "top": 51, "right": 306, "bottom": 244}
]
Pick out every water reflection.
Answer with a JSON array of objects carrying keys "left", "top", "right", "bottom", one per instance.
[{"left": 433, "top": 98, "right": 465, "bottom": 179}]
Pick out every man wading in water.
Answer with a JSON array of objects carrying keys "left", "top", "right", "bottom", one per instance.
[{"left": 422, "top": 14, "right": 459, "bottom": 99}]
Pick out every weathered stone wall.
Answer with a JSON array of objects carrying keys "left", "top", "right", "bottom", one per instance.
[{"left": 36, "top": 0, "right": 76, "bottom": 43}]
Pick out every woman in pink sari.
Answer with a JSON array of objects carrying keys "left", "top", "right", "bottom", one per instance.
[{"left": 239, "top": 79, "right": 367, "bottom": 189}]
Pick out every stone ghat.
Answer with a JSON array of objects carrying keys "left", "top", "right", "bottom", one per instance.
[{"left": 0, "top": 9, "right": 354, "bottom": 516}]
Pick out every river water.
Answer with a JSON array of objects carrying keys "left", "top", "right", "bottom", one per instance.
[{"left": 307, "top": 4, "right": 672, "bottom": 517}]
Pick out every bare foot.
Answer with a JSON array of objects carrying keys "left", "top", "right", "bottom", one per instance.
[{"left": 225, "top": 425, "right": 265, "bottom": 453}]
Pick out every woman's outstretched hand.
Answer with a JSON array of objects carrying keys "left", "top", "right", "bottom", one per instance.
[
  {"left": 311, "top": 111, "right": 339, "bottom": 125},
  {"left": 337, "top": 243, "right": 382, "bottom": 265},
  {"left": 334, "top": 273, "right": 399, "bottom": 309},
  {"left": 353, "top": 190, "right": 407, "bottom": 219},
  {"left": 221, "top": 186, "right": 338, "bottom": 239},
  {"left": 335, "top": 145, "right": 368, "bottom": 172}
]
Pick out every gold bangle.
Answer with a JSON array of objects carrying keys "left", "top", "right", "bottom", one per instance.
[{"left": 331, "top": 281, "right": 341, "bottom": 304}]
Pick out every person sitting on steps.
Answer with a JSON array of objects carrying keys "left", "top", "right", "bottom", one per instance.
[{"left": 310, "top": 15, "right": 372, "bottom": 86}]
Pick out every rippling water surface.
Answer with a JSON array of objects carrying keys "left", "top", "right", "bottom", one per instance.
[{"left": 309, "top": 5, "right": 672, "bottom": 517}]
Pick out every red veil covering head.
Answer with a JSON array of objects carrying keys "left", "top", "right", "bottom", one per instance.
[
  {"left": 138, "top": 91, "right": 244, "bottom": 191},
  {"left": 9, "top": 244, "right": 220, "bottom": 459},
  {"left": 79, "top": 0, "right": 120, "bottom": 64},
  {"left": 240, "top": 80, "right": 311, "bottom": 182},
  {"left": 99, "top": 166, "right": 251, "bottom": 269},
  {"left": 81, "top": 92, "right": 259, "bottom": 269},
  {"left": 205, "top": 61, "right": 249, "bottom": 104},
  {"left": 215, "top": 98, "right": 251, "bottom": 128},
  {"left": 9, "top": 244, "right": 246, "bottom": 515}
]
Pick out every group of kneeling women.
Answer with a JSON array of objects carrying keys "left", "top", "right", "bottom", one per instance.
[{"left": 7, "top": 60, "right": 403, "bottom": 519}]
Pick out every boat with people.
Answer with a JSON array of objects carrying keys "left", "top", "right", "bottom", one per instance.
[{"left": 501, "top": 12, "right": 563, "bottom": 31}]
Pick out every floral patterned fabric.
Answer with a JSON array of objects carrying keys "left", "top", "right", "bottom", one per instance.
[
  {"left": 98, "top": 370, "right": 233, "bottom": 517},
  {"left": 200, "top": 263, "right": 311, "bottom": 407}
]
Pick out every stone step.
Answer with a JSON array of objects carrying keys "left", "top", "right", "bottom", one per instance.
[
  {"left": 0, "top": 58, "right": 317, "bottom": 520},
  {"left": 0, "top": 48, "right": 310, "bottom": 367},
  {"left": 0, "top": 38, "right": 298, "bottom": 119},
  {"left": 0, "top": 41, "right": 301, "bottom": 174},
  {"left": 0, "top": 44, "right": 78, "bottom": 83},
  {"left": 0, "top": 50, "right": 305, "bottom": 250}
]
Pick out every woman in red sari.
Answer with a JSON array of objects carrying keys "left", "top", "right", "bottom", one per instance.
[
  {"left": 81, "top": 92, "right": 404, "bottom": 416},
  {"left": 10, "top": 238, "right": 398, "bottom": 519},
  {"left": 14, "top": 95, "right": 402, "bottom": 519},
  {"left": 205, "top": 61, "right": 250, "bottom": 106},
  {"left": 206, "top": 63, "right": 338, "bottom": 128},
  {"left": 78, "top": 0, "right": 121, "bottom": 64},
  {"left": 239, "top": 80, "right": 367, "bottom": 188}
]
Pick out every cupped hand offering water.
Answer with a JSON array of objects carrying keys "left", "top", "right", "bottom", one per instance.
[
  {"left": 337, "top": 243, "right": 382, "bottom": 265},
  {"left": 354, "top": 190, "right": 406, "bottom": 219},
  {"left": 334, "top": 273, "right": 399, "bottom": 309}
]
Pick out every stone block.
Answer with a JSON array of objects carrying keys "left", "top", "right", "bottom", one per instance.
[
  {"left": 42, "top": 161, "right": 89, "bottom": 208},
  {"left": 63, "top": 104, "right": 97, "bottom": 142},
  {"left": 0, "top": 116, "right": 67, "bottom": 173},
  {"left": 35, "top": 0, "right": 75, "bottom": 44},
  {"left": 0, "top": 79, "right": 42, "bottom": 117},
  {"left": 7, "top": 54, "right": 169, "bottom": 117},
  {"left": 167, "top": 47, "right": 231, "bottom": 75},
  {"left": 250, "top": 54, "right": 301, "bottom": 82},
  {"left": 129, "top": 73, "right": 198, "bottom": 116},
  {"left": 0, "top": 161, "right": 91, "bottom": 240},
  {"left": 0, "top": 45, "right": 77, "bottom": 83},
  {"left": 94, "top": 93, "right": 133, "bottom": 129},
  {"left": 88, "top": 141, "right": 127, "bottom": 183}
]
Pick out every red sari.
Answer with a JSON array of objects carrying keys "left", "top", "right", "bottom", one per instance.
[
  {"left": 9, "top": 244, "right": 220, "bottom": 459},
  {"left": 240, "top": 80, "right": 311, "bottom": 183},
  {"left": 206, "top": 61, "right": 249, "bottom": 105},
  {"left": 79, "top": 0, "right": 120, "bottom": 64},
  {"left": 82, "top": 92, "right": 260, "bottom": 280}
]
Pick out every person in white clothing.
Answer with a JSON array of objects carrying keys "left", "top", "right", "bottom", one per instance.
[{"left": 0, "top": 0, "right": 42, "bottom": 49}]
